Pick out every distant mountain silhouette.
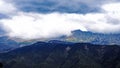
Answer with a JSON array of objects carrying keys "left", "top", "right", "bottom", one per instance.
[
  {"left": 0, "top": 42, "right": 120, "bottom": 68},
  {"left": 0, "top": 36, "right": 19, "bottom": 52},
  {"left": 0, "top": 36, "right": 33, "bottom": 53},
  {"left": 61, "top": 30, "right": 120, "bottom": 45},
  {"left": 0, "top": 30, "right": 120, "bottom": 53}
]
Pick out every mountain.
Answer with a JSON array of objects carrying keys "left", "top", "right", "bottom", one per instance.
[
  {"left": 0, "top": 30, "right": 120, "bottom": 53},
  {"left": 0, "top": 36, "right": 19, "bottom": 52},
  {"left": 0, "top": 36, "right": 36, "bottom": 53},
  {"left": 0, "top": 42, "right": 120, "bottom": 68},
  {"left": 61, "top": 30, "right": 120, "bottom": 45}
]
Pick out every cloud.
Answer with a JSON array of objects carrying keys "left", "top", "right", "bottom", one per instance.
[
  {"left": 0, "top": 12, "right": 87, "bottom": 39},
  {"left": 0, "top": 1, "right": 120, "bottom": 40},
  {"left": 0, "top": 0, "right": 17, "bottom": 15},
  {"left": 8, "top": 0, "right": 99, "bottom": 13},
  {"left": 9, "top": 0, "right": 120, "bottom": 13}
]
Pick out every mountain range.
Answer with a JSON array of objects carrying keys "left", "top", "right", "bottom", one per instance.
[
  {"left": 0, "top": 41, "right": 120, "bottom": 68},
  {"left": 0, "top": 30, "right": 120, "bottom": 53},
  {"left": 60, "top": 30, "right": 120, "bottom": 45},
  {"left": 0, "top": 36, "right": 19, "bottom": 52},
  {"left": 0, "top": 30, "right": 120, "bottom": 68}
]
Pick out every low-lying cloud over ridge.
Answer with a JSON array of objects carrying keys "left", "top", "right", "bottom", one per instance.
[
  {"left": 0, "top": 0, "right": 120, "bottom": 40},
  {"left": 1, "top": 12, "right": 87, "bottom": 39}
]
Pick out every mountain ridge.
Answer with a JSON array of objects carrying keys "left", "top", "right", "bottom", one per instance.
[
  {"left": 0, "top": 41, "right": 120, "bottom": 68},
  {"left": 0, "top": 30, "right": 120, "bottom": 53}
]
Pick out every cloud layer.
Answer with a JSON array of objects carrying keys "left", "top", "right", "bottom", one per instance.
[
  {"left": 0, "top": 0, "right": 120, "bottom": 40},
  {"left": 9, "top": 0, "right": 120, "bottom": 13},
  {"left": 1, "top": 12, "right": 87, "bottom": 39},
  {"left": 0, "top": 0, "right": 16, "bottom": 15}
]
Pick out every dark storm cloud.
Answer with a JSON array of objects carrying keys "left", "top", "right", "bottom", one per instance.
[
  {"left": 8, "top": 0, "right": 120, "bottom": 13},
  {"left": 8, "top": 0, "right": 105, "bottom": 13}
]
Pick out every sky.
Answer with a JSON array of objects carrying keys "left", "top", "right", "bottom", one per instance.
[{"left": 0, "top": 0, "right": 120, "bottom": 40}]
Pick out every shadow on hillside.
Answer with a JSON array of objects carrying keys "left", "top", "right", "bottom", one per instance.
[{"left": 0, "top": 62, "right": 3, "bottom": 68}]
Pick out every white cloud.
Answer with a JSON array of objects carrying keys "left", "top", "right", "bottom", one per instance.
[
  {"left": 0, "top": 12, "right": 87, "bottom": 39},
  {"left": 11, "top": 0, "right": 119, "bottom": 11},
  {"left": 102, "top": 3, "right": 120, "bottom": 20},
  {"left": 0, "top": 2, "right": 120, "bottom": 40},
  {"left": 0, "top": 0, "right": 16, "bottom": 15}
]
